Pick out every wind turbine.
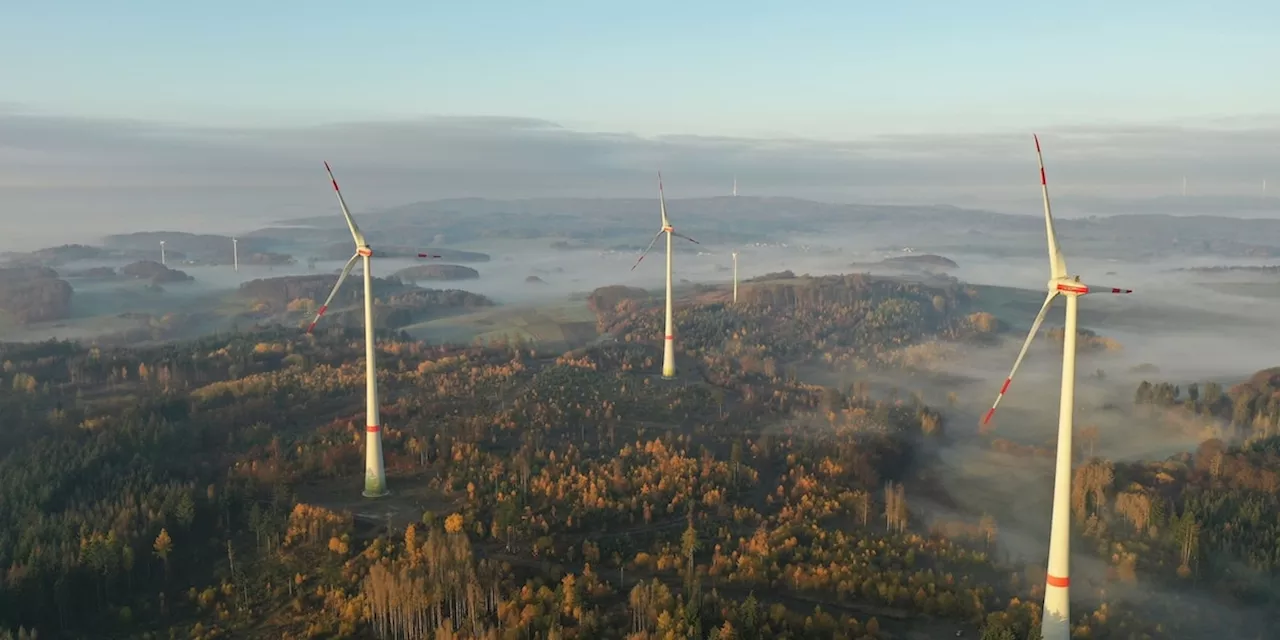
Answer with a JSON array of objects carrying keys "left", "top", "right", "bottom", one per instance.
[
  {"left": 631, "top": 172, "right": 699, "bottom": 379},
  {"left": 731, "top": 251, "right": 739, "bottom": 304},
  {"left": 980, "top": 135, "right": 1132, "bottom": 640},
  {"left": 159, "top": 241, "right": 166, "bottom": 266},
  {"left": 733, "top": 175, "right": 738, "bottom": 197},
  {"left": 232, "top": 237, "right": 239, "bottom": 272},
  {"left": 306, "top": 162, "right": 440, "bottom": 498}
]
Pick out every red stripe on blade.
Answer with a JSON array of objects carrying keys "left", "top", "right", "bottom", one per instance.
[
  {"left": 982, "top": 408, "right": 996, "bottom": 425},
  {"left": 1046, "top": 574, "right": 1070, "bottom": 588},
  {"left": 999, "top": 378, "right": 1011, "bottom": 394}
]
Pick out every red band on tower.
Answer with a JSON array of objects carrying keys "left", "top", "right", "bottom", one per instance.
[
  {"left": 1046, "top": 574, "right": 1069, "bottom": 588},
  {"left": 366, "top": 425, "right": 381, "bottom": 433},
  {"left": 664, "top": 335, "right": 673, "bottom": 340}
]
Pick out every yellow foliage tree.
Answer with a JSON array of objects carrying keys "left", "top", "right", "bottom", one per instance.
[
  {"left": 327, "top": 536, "right": 350, "bottom": 555},
  {"left": 444, "top": 513, "right": 465, "bottom": 534},
  {"left": 287, "top": 298, "right": 317, "bottom": 313},
  {"left": 154, "top": 528, "right": 173, "bottom": 579}
]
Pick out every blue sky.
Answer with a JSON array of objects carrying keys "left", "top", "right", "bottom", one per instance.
[{"left": 3, "top": 0, "right": 1276, "bottom": 138}]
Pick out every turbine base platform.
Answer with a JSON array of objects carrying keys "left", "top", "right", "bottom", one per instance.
[
  {"left": 361, "top": 489, "right": 391, "bottom": 499},
  {"left": 661, "top": 375, "right": 677, "bottom": 381}
]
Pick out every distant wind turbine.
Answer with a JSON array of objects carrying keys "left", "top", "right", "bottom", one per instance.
[
  {"left": 159, "top": 241, "right": 166, "bottom": 266},
  {"left": 232, "top": 237, "right": 239, "bottom": 272},
  {"left": 981, "top": 135, "right": 1132, "bottom": 640},
  {"left": 307, "top": 162, "right": 440, "bottom": 498},
  {"left": 631, "top": 172, "right": 700, "bottom": 379},
  {"left": 733, "top": 175, "right": 738, "bottom": 197},
  {"left": 731, "top": 251, "right": 739, "bottom": 304}
]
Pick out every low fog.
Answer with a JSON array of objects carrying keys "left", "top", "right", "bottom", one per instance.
[{"left": 19, "top": 217, "right": 1280, "bottom": 393}]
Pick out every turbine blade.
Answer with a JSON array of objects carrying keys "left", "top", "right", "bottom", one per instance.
[
  {"left": 1054, "top": 281, "right": 1134, "bottom": 295},
  {"left": 982, "top": 290, "right": 1059, "bottom": 426},
  {"left": 306, "top": 253, "right": 361, "bottom": 334},
  {"left": 658, "top": 171, "right": 670, "bottom": 227},
  {"left": 1034, "top": 135, "right": 1068, "bottom": 280},
  {"left": 672, "top": 231, "right": 700, "bottom": 245},
  {"left": 324, "top": 162, "right": 366, "bottom": 246},
  {"left": 630, "top": 229, "right": 665, "bottom": 271},
  {"left": 417, "top": 253, "right": 442, "bottom": 259}
]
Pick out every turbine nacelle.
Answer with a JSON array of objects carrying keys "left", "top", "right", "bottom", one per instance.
[
  {"left": 307, "top": 163, "right": 444, "bottom": 336},
  {"left": 630, "top": 190, "right": 699, "bottom": 272}
]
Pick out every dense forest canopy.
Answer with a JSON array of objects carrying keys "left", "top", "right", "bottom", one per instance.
[
  {"left": 0, "top": 273, "right": 1270, "bottom": 639},
  {"left": 0, "top": 267, "right": 73, "bottom": 324},
  {"left": 121, "top": 261, "right": 195, "bottom": 284}
]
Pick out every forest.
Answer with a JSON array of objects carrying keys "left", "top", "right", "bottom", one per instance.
[
  {"left": 0, "top": 274, "right": 1271, "bottom": 639},
  {"left": 0, "top": 267, "right": 73, "bottom": 324},
  {"left": 237, "top": 275, "right": 494, "bottom": 332}
]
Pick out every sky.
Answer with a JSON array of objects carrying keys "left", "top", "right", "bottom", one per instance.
[
  {"left": 3, "top": 0, "right": 1277, "bottom": 137},
  {"left": 1, "top": 1, "right": 1279, "bottom": 249}
]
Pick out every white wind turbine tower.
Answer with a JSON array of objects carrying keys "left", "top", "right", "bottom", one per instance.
[
  {"left": 980, "top": 135, "right": 1132, "bottom": 640},
  {"left": 731, "top": 251, "right": 739, "bottom": 304},
  {"left": 631, "top": 172, "right": 700, "bottom": 379},
  {"left": 232, "top": 237, "right": 239, "bottom": 272},
  {"left": 733, "top": 175, "right": 738, "bottom": 197},
  {"left": 159, "top": 241, "right": 166, "bottom": 266},
  {"left": 306, "top": 162, "right": 440, "bottom": 498}
]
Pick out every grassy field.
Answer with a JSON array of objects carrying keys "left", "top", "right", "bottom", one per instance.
[{"left": 401, "top": 300, "right": 599, "bottom": 349}]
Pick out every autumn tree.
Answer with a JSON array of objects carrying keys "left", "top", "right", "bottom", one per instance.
[
  {"left": 1175, "top": 511, "right": 1201, "bottom": 578},
  {"left": 884, "top": 482, "right": 908, "bottom": 533},
  {"left": 154, "top": 528, "right": 173, "bottom": 581}
]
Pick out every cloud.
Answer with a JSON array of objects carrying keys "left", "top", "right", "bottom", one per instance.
[
  {"left": 0, "top": 106, "right": 1278, "bottom": 252},
  {"left": 3, "top": 105, "right": 1279, "bottom": 197}
]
